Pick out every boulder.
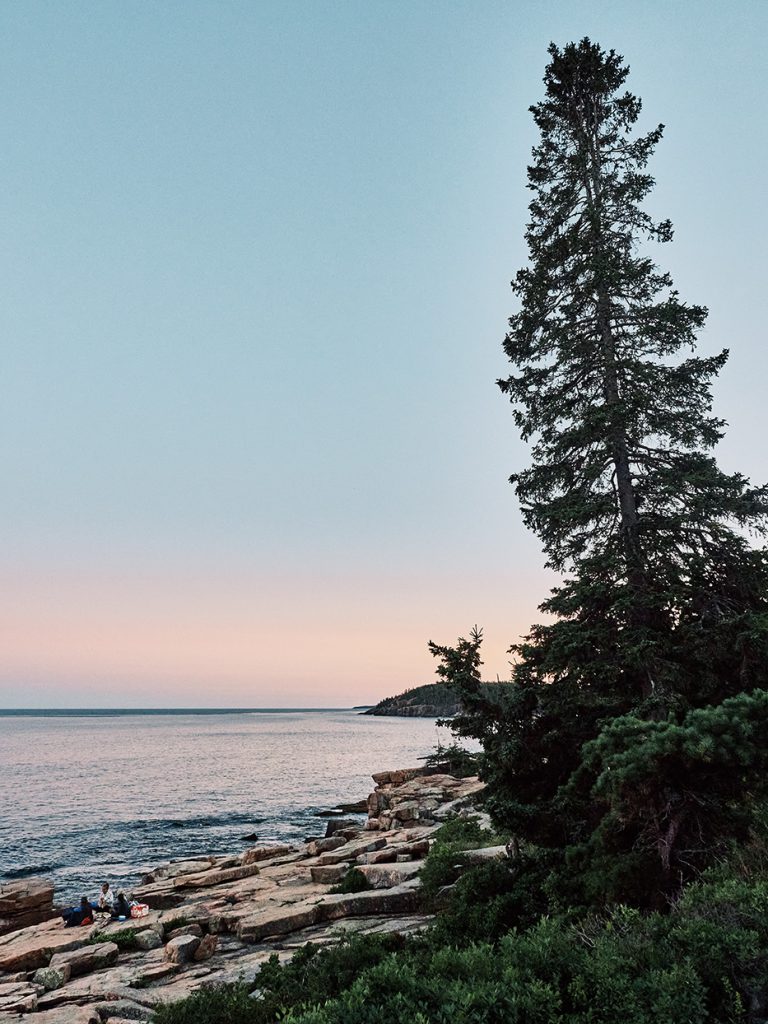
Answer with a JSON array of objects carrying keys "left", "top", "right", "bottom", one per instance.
[
  {"left": 94, "top": 997, "right": 154, "bottom": 1020},
  {"left": 356, "top": 849, "right": 396, "bottom": 864},
  {"left": 165, "top": 934, "right": 201, "bottom": 963},
  {"left": 0, "top": 878, "right": 57, "bottom": 936},
  {"left": 357, "top": 839, "right": 429, "bottom": 865},
  {"left": 1, "top": 971, "right": 28, "bottom": 983},
  {"left": 371, "top": 768, "right": 425, "bottom": 786},
  {"left": 32, "top": 964, "right": 71, "bottom": 991},
  {"left": 335, "top": 798, "right": 368, "bottom": 813},
  {"left": 157, "top": 909, "right": 211, "bottom": 934},
  {"left": 212, "top": 856, "right": 241, "bottom": 870},
  {"left": 0, "top": 877, "right": 54, "bottom": 915},
  {"left": 317, "top": 837, "right": 386, "bottom": 866},
  {"left": 405, "top": 839, "right": 431, "bottom": 858},
  {"left": 320, "top": 880, "right": 421, "bottom": 920},
  {"left": 334, "top": 827, "right": 364, "bottom": 839},
  {"left": 392, "top": 801, "right": 420, "bottom": 822},
  {"left": 238, "top": 903, "right": 321, "bottom": 943},
  {"left": 49, "top": 941, "right": 119, "bottom": 977},
  {"left": 310, "top": 865, "right": 348, "bottom": 885},
  {"left": 239, "top": 878, "right": 422, "bottom": 943},
  {"left": 134, "top": 929, "right": 163, "bottom": 950},
  {"left": 131, "top": 962, "right": 178, "bottom": 985},
  {"left": 143, "top": 859, "right": 213, "bottom": 883},
  {"left": 306, "top": 836, "right": 346, "bottom": 856},
  {"left": 324, "top": 818, "right": 360, "bottom": 838},
  {"left": 193, "top": 934, "right": 219, "bottom": 961},
  {"left": 4, "top": 1007, "right": 100, "bottom": 1024},
  {"left": 462, "top": 845, "right": 508, "bottom": 863},
  {"left": 167, "top": 922, "right": 203, "bottom": 940},
  {"left": 241, "top": 844, "right": 296, "bottom": 865}
]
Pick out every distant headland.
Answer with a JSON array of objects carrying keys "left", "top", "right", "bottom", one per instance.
[{"left": 363, "top": 683, "right": 461, "bottom": 718}]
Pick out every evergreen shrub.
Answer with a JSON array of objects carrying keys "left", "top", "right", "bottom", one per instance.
[
  {"left": 418, "top": 815, "right": 507, "bottom": 901},
  {"left": 329, "top": 868, "right": 371, "bottom": 894}
]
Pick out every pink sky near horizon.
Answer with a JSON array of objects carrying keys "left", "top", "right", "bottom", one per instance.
[
  {"left": 4, "top": 5, "right": 767, "bottom": 710},
  {"left": 0, "top": 566, "right": 546, "bottom": 707}
]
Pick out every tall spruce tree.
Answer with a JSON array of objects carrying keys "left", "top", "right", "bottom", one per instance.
[{"left": 434, "top": 40, "right": 768, "bottom": 901}]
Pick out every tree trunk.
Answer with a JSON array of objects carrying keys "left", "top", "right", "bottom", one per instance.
[{"left": 583, "top": 102, "right": 653, "bottom": 697}]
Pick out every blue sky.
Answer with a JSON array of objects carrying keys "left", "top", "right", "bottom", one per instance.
[{"left": 2, "top": 1, "right": 766, "bottom": 705}]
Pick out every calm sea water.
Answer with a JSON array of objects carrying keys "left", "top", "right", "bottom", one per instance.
[{"left": 0, "top": 710, "right": 455, "bottom": 904}]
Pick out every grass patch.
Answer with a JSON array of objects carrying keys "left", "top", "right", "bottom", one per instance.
[{"left": 86, "top": 927, "right": 141, "bottom": 951}]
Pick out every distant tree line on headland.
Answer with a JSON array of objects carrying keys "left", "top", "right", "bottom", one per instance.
[{"left": 363, "top": 680, "right": 506, "bottom": 718}]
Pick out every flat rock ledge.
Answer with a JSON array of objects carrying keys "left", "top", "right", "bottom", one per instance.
[{"left": 0, "top": 770, "right": 486, "bottom": 1021}]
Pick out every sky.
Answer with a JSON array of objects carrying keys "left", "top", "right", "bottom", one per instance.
[{"left": 1, "top": 1, "right": 767, "bottom": 707}]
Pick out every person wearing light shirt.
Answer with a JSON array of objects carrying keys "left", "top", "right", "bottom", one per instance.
[{"left": 98, "top": 882, "right": 114, "bottom": 911}]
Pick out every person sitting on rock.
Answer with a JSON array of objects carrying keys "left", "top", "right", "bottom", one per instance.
[
  {"left": 111, "top": 890, "right": 131, "bottom": 919},
  {"left": 62, "top": 896, "right": 94, "bottom": 927},
  {"left": 80, "top": 895, "right": 95, "bottom": 925},
  {"left": 98, "top": 882, "right": 114, "bottom": 912}
]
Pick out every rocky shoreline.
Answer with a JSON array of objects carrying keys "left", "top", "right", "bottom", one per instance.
[{"left": 0, "top": 768, "right": 486, "bottom": 1021}]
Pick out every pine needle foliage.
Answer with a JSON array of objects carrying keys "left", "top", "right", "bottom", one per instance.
[{"left": 433, "top": 40, "right": 768, "bottom": 902}]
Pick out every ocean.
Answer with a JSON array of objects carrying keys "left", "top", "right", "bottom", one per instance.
[{"left": 0, "top": 709, "right": 456, "bottom": 904}]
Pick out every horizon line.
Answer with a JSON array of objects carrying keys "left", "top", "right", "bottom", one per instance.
[{"left": 0, "top": 706, "right": 375, "bottom": 715}]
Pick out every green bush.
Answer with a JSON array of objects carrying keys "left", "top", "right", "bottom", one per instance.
[
  {"left": 153, "top": 872, "right": 768, "bottom": 1023},
  {"left": 430, "top": 857, "right": 551, "bottom": 946},
  {"left": 421, "top": 741, "right": 479, "bottom": 779},
  {"left": 152, "top": 934, "right": 406, "bottom": 1024},
  {"left": 419, "top": 815, "right": 508, "bottom": 902},
  {"left": 281, "top": 919, "right": 703, "bottom": 1024},
  {"left": 152, "top": 983, "right": 256, "bottom": 1024},
  {"left": 329, "top": 868, "right": 371, "bottom": 894},
  {"left": 431, "top": 815, "right": 492, "bottom": 846},
  {"left": 281, "top": 879, "right": 768, "bottom": 1023},
  {"left": 418, "top": 840, "right": 469, "bottom": 899}
]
